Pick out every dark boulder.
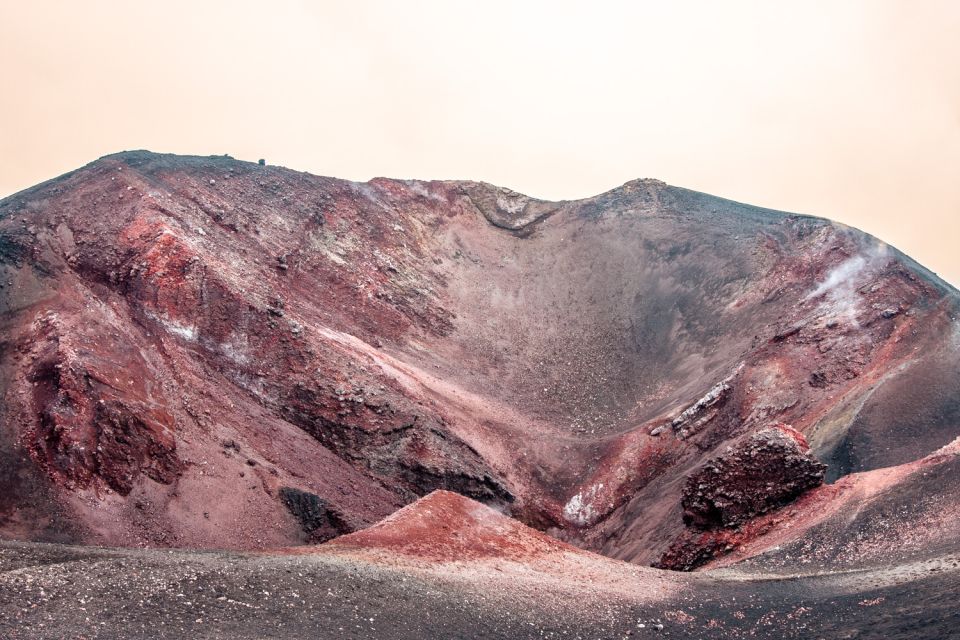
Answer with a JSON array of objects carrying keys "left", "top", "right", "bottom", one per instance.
[{"left": 681, "top": 424, "right": 826, "bottom": 529}]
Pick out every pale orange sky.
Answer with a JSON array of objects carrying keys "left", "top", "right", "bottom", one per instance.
[{"left": 2, "top": 1, "right": 958, "bottom": 285}]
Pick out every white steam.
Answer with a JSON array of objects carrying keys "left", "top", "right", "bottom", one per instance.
[
  {"left": 804, "top": 243, "right": 890, "bottom": 325},
  {"left": 806, "top": 255, "right": 867, "bottom": 300}
]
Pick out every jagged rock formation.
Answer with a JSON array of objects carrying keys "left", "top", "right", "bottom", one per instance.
[
  {"left": 681, "top": 424, "right": 826, "bottom": 529},
  {"left": 278, "top": 487, "right": 350, "bottom": 543},
  {"left": 655, "top": 424, "right": 827, "bottom": 570},
  {"left": 0, "top": 151, "right": 958, "bottom": 576}
]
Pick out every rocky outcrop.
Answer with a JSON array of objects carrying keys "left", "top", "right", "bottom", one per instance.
[
  {"left": 656, "top": 424, "right": 826, "bottom": 570},
  {"left": 654, "top": 532, "right": 732, "bottom": 572},
  {"left": 278, "top": 487, "right": 351, "bottom": 543},
  {"left": 460, "top": 182, "right": 560, "bottom": 233},
  {"left": 671, "top": 373, "right": 736, "bottom": 440},
  {"left": 20, "top": 313, "right": 182, "bottom": 496},
  {"left": 681, "top": 424, "right": 826, "bottom": 529}
]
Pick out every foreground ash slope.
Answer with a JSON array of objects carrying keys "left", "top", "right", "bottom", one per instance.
[
  {"left": 2, "top": 493, "right": 958, "bottom": 639},
  {"left": 1, "top": 151, "right": 959, "bottom": 572}
]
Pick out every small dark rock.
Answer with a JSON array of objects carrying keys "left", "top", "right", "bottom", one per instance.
[
  {"left": 809, "top": 371, "right": 828, "bottom": 388},
  {"left": 278, "top": 487, "right": 351, "bottom": 542}
]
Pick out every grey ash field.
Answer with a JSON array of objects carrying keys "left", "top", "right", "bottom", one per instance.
[
  {"left": 1, "top": 151, "right": 958, "bottom": 638},
  {"left": 2, "top": 535, "right": 958, "bottom": 639}
]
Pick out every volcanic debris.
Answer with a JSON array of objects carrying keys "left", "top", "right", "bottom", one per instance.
[
  {"left": 681, "top": 424, "right": 827, "bottom": 529},
  {"left": 656, "top": 424, "right": 827, "bottom": 571}
]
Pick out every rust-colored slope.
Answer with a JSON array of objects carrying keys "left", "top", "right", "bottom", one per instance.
[
  {"left": 321, "top": 490, "right": 683, "bottom": 606},
  {"left": 325, "top": 489, "right": 570, "bottom": 562}
]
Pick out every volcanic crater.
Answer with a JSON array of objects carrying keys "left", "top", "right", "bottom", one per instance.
[{"left": 1, "top": 151, "right": 959, "bottom": 638}]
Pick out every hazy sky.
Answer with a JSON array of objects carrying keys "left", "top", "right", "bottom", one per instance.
[{"left": 2, "top": 1, "right": 958, "bottom": 284}]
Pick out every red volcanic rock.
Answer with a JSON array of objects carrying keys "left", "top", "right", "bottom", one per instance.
[
  {"left": 655, "top": 424, "right": 826, "bottom": 571},
  {"left": 654, "top": 531, "right": 732, "bottom": 572},
  {"left": 20, "top": 312, "right": 182, "bottom": 496},
  {"left": 657, "top": 437, "right": 960, "bottom": 572},
  {"left": 681, "top": 424, "right": 826, "bottom": 530}
]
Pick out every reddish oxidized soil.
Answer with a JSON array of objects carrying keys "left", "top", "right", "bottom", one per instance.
[
  {"left": 319, "top": 489, "right": 685, "bottom": 609},
  {"left": 325, "top": 489, "right": 567, "bottom": 562},
  {"left": 1, "top": 150, "right": 959, "bottom": 578}
]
